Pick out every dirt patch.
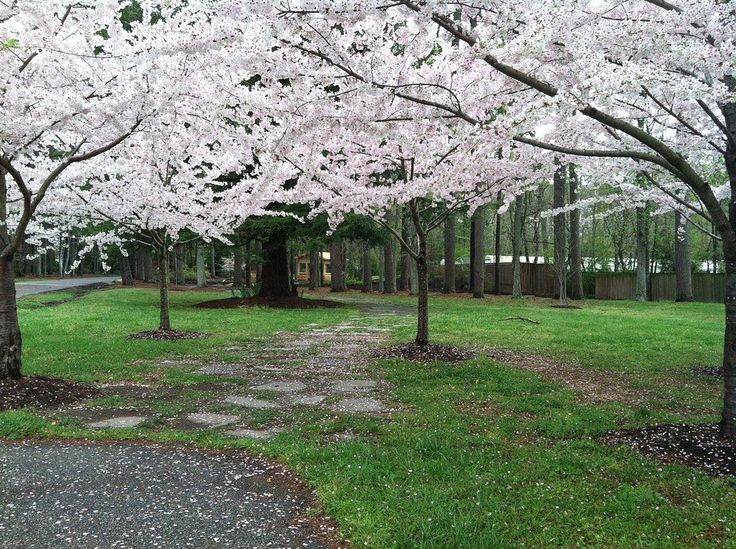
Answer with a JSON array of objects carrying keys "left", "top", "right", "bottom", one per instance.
[
  {"left": 0, "top": 376, "right": 98, "bottom": 411},
  {"left": 692, "top": 366, "right": 723, "bottom": 380},
  {"left": 195, "top": 296, "right": 344, "bottom": 310},
  {"left": 604, "top": 423, "right": 736, "bottom": 477},
  {"left": 550, "top": 303, "right": 583, "bottom": 310},
  {"left": 128, "top": 329, "right": 210, "bottom": 341},
  {"left": 485, "top": 347, "right": 650, "bottom": 404},
  {"left": 372, "top": 343, "right": 475, "bottom": 363}
]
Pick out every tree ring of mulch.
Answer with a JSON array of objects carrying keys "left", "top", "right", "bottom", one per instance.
[
  {"left": 0, "top": 376, "right": 98, "bottom": 411},
  {"left": 127, "top": 329, "right": 210, "bottom": 341},
  {"left": 371, "top": 343, "right": 475, "bottom": 363},
  {"left": 691, "top": 366, "right": 723, "bottom": 379},
  {"left": 603, "top": 423, "right": 736, "bottom": 477},
  {"left": 551, "top": 304, "right": 583, "bottom": 309},
  {"left": 194, "top": 296, "right": 343, "bottom": 310}
]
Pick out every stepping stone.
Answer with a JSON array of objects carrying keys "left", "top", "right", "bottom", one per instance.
[
  {"left": 87, "top": 416, "right": 147, "bottom": 429},
  {"left": 224, "top": 396, "right": 281, "bottom": 409},
  {"left": 331, "top": 380, "right": 378, "bottom": 393},
  {"left": 185, "top": 413, "right": 239, "bottom": 428},
  {"left": 251, "top": 381, "right": 307, "bottom": 393},
  {"left": 293, "top": 395, "right": 327, "bottom": 406},
  {"left": 334, "top": 398, "right": 386, "bottom": 414},
  {"left": 197, "top": 364, "right": 241, "bottom": 376},
  {"left": 225, "top": 427, "right": 283, "bottom": 439}
]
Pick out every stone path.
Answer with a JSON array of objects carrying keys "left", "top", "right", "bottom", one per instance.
[
  {"left": 0, "top": 441, "right": 330, "bottom": 548},
  {"left": 79, "top": 299, "right": 414, "bottom": 440}
]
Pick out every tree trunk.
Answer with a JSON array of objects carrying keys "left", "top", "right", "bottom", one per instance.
[
  {"left": 378, "top": 247, "right": 385, "bottom": 293},
  {"left": 568, "top": 167, "right": 584, "bottom": 300},
  {"left": 210, "top": 246, "right": 217, "bottom": 278},
  {"left": 0, "top": 254, "right": 22, "bottom": 379},
  {"left": 196, "top": 245, "right": 206, "bottom": 287},
  {"left": 720, "top": 98, "right": 736, "bottom": 438},
  {"left": 362, "top": 242, "right": 372, "bottom": 293},
  {"left": 259, "top": 232, "right": 293, "bottom": 298},
  {"left": 399, "top": 210, "right": 409, "bottom": 291},
  {"left": 120, "top": 247, "right": 134, "bottom": 286},
  {"left": 635, "top": 206, "right": 649, "bottom": 302},
  {"left": 494, "top": 193, "right": 502, "bottom": 294},
  {"left": 255, "top": 241, "right": 263, "bottom": 287},
  {"left": 158, "top": 244, "right": 171, "bottom": 331},
  {"left": 309, "top": 250, "right": 320, "bottom": 290},
  {"left": 443, "top": 213, "right": 456, "bottom": 293},
  {"left": 383, "top": 209, "right": 397, "bottom": 293},
  {"left": 143, "top": 249, "right": 154, "bottom": 283},
  {"left": 233, "top": 246, "right": 244, "bottom": 289},
  {"left": 410, "top": 204, "right": 430, "bottom": 346},
  {"left": 511, "top": 194, "right": 524, "bottom": 299},
  {"left": 245, "top": 241, "right": 252, "bottom": 288},
  {"left": 330, "top": 238, "right": 346, "bottom": 292},
  {"left": 553, "top": 164, "right": 568, "bottom": 304},
  {"left": 674, "top": 211, "right": 693, "bottom": 302},
  {"left": 471, "top": 206, "right": 485, "bottom": 298},
  {"left": 174, "top": 246, "right": 185, "bottom": 286}
]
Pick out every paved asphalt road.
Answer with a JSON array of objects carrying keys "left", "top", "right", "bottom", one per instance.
[
  {"left": 0, "top": 441, "right": 328, "bottom": 549},
  {"left": 15, "top": 276, "right": 120, "bottom": 298}
]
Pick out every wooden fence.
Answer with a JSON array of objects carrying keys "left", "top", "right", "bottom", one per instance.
[
  {"left": 429, "top": 263, "right": 558, "bottom": 297},
  {"left": 595, "top": 272, "right": 725, "bottom": 303}
]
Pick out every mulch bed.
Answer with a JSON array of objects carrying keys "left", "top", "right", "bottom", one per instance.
[
  {"left": 551, "top": 303, "right": 583, "bottom": 309},
  {"left": 128, "top": 329, "right": 210, "bottom": 341},
  {"left": 371, "top": 343, "right": 475, "bottom": 363},
  {"left": 603, "top": 423, "right": 736, "bottom": 477},
  {"left": 0, "top": 376, "right": 98, "bottom": 411},
  {"left": 692, "top": 366, "right": 723, "bottom": 379},
  {"left": 195, "top": 296, "right": 343, "bottom": 310}
]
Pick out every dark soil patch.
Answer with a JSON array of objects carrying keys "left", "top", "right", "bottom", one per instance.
[
  {"left": 551, "top": 303, "right": 583, "bottom": 309},
  {"left": 372, "top": 343, "right": 475, "bottom": 363},
  {"left": 128, "top": 329, "right": 210, "bottom": 341},
  {"left": 692, "top": 366, "right": 723, "bottom": 379},
  {"left": 604, "top": 423, "right": 736, "bottom": 477},
  {"left": 0, "top": 376, "right": 98, "bottom": 411},
  {"left": 195, "top": 296, "right": 343, "bottom": 310},
  {"left": 40, "top": 282, "right": 115, "bottom": 307}
]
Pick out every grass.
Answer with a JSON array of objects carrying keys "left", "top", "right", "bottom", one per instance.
[{"left": 1, "top": 286, "right": 734, "bottom": 548}]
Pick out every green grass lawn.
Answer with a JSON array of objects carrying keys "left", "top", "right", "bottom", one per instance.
[{"left": 2, "top": 287, "right": 734, "bottom": 548}]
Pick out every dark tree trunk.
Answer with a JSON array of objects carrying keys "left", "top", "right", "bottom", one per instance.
[
  {"left": 233, "top": 246, "right": 244, "bottom": 289},
  {"left": 309, "top": 250, "right": 320, "bottom": 290},
  {"left": 135, "top": 248, "right": 145, "bottom": 280},
  {"left": 720, "top": 98, "right": 736, "bottom": 438},
  {"left": 674, "top": 210, "right": 693, "bottom": 302},
  {"left": 635, "top": 206, "right": 649, "bottom": 302},
  {"left": 471, "top": 206, "right": 485, "bottom": 298},
  {"left": 511, "top": 194, "right": 524, "bottom": 299},
  {"left": 443, "top": 213, "right": 456, "bottom": 293},
  {"left": 383, "top": 209, "right": 397, "bottom": 293},
  {"left": 0, "top": 254, "right": 22, "bottom": 379},
  {"left": 259, "top": 232, "right": 293, "bottom": 298},
  {"left": 553, "top": 164, "right": 568, "bottom": 304},
  {"left": 158, "top": 244, "right": 171, "bottom": 331},
  {"left": 210, "top": 246, "right": 217, "bottom": 278},
  {"left": 568, "top": 167, "right": 584, "bottom": 300},
  {"left": 245, "top": 240, "right": 252, "bottom": 288},
  {"left": 120, "top": 247, "right": 134, "bottom": 286},
  {"left": 330, "top": 238, "right": 346, "bottom": 292},
  {"left": 409, "top": 202, "right": 430, "bottom": 346},
  {"left": 494, "top": 193, "right": 502, "bottom": 294},
  {"left": 362, "top": 242, "right": 372, "bottom": 293}
]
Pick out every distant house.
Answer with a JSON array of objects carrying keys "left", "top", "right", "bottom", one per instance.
[{"left": 295, "top": 252, "right": 331, "bottom": 284}]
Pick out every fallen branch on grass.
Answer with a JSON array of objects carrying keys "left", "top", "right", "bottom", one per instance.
[{"left": 501, "top": 316, "right": 540, "bottom": 325}]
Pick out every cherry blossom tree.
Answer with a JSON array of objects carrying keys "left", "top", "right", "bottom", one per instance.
[
  {"left": 0, "top": 1, "right": 152, "bottom": 378},
  {"left": 247, "top": 0, "right": 736, "bottom": 436}
]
